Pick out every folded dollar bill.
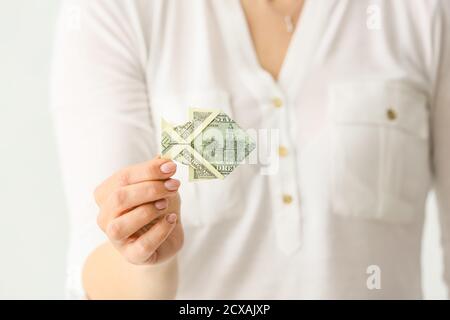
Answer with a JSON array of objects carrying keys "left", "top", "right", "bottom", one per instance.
[{"left": 161, "top": 108, "right": 256, "bottom": 181}]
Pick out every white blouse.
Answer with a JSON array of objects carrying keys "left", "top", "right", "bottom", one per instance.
[{"left": 51, "top": 0, "right": 450, "bottom": 299}]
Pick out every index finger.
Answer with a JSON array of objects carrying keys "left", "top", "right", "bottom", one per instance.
[{"left": 95, "top": 156, "right": 177, "bottom": 205}]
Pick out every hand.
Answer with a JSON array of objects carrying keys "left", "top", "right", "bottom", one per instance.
[{"left": 94, "top": 156, "right": 183, "bottom": 265}]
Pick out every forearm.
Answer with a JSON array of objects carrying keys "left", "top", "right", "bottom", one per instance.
[{"left": 82, "top": 242, "right": 178, "bottom": 300}]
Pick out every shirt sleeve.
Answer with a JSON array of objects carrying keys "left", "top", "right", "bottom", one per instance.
[
  {"left": 431, "top": 2, "right": 450, "bottom": 295},
  {"left": 50, "top": 0, "right": 155, "bottom": 299}
]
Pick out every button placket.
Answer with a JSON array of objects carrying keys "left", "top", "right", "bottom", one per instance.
[{"left": 269, "top": 89, "right": 302, "bottom": 253}]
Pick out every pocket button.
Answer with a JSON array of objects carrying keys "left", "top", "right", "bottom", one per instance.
[{"left": 387, "top": 108, "right": 397, "bottom": 121}]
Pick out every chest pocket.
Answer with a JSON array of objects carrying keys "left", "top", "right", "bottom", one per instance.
[
  {"left": 328, "top": 82, "right": 431, "bottom": 223},
  {"left": 150, "top": 91, "right": 245, "bottom": 227}
]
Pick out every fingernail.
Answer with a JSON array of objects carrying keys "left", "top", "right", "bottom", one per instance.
[
  {"left": 164, "top": 179, "right": 180, "bottom": 191},
  {"left": 154, "top": 199, "right": 167, "bottom": 210},
  {"left": 166, "top": 213, "right": 177, "bottom": 224},
  {"left": 160, "top": 162, "right": 176, "bottom": 174}
]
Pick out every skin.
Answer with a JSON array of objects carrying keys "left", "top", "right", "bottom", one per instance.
[
  {"left": 241, "top": 0, "right": 304, "bottom": 80},
  {"left": 82, "top": 0, "right": 304, "bottom": 300},
  {"left": 83, "top": 157, "right": 183, "bottom": 299}
]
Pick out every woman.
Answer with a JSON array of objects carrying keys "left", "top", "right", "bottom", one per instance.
[{"left": 51, "top": 0, "right": 450, "bottom": 299}]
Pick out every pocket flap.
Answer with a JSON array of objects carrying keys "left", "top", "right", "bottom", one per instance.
[{"left": 329, "top": 82, "right": 429, "bottom": 139}]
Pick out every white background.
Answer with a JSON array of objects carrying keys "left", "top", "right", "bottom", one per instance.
[{"left": 0, "top": 0, "right": 447, "bottom": 299}]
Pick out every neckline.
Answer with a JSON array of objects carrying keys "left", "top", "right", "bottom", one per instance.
[{"left": 231, "top": 0, "right": 310, "bottom": 88}]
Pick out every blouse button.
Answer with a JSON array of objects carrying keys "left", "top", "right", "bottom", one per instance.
[
  {"left": 272, "top": 97, "right": 283, "bottom": 108},
  {"left": 282, "top": 194, "right": 293, "bottom": 204},
  {"left": 278, "top": 146, "right": 288, "bottom": 157}
]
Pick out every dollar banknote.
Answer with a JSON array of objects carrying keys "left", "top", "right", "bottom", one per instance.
[{"left": 161, "top": 108, "right": 256, "bottom": 181}]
